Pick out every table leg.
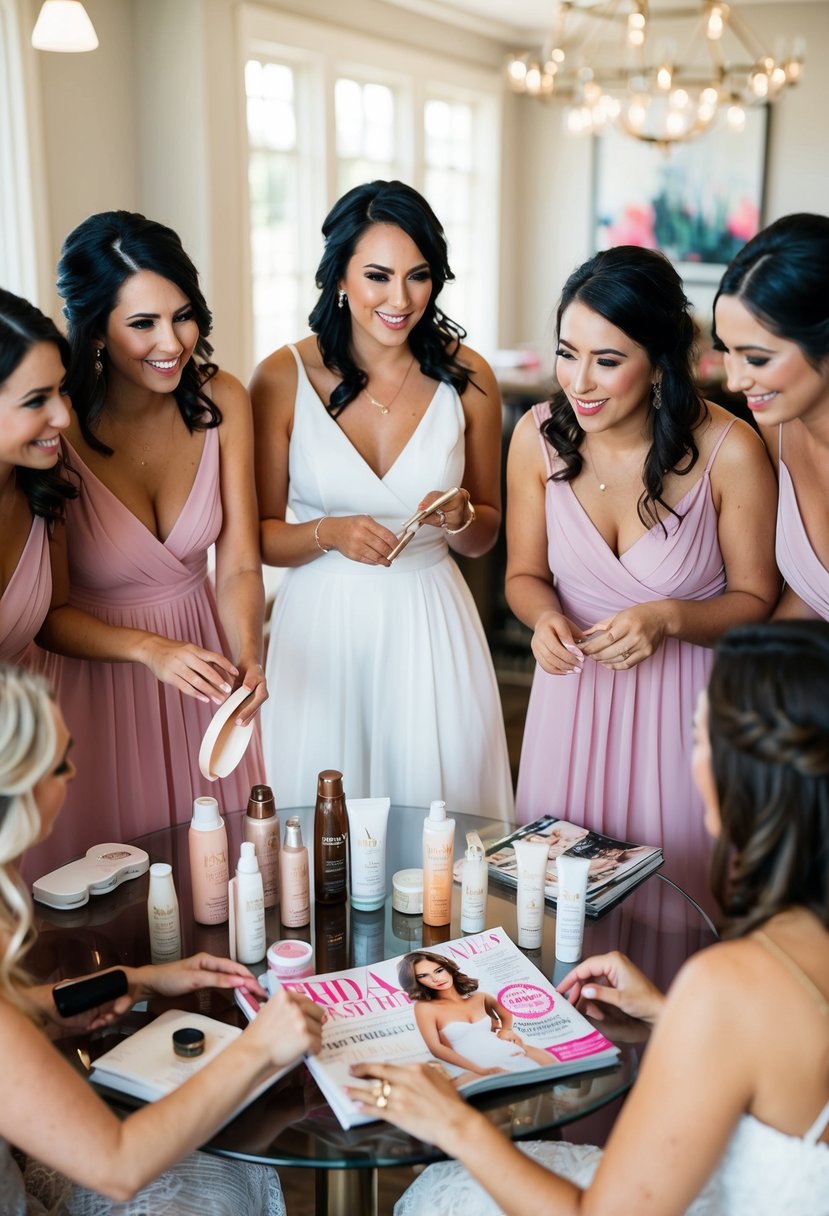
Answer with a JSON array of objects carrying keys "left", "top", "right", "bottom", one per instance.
[{"left": 315, "top": 1165, "right": 378, "bottom": 1216}]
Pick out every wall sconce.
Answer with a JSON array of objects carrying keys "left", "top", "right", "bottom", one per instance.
[{"left": 32, "top": 1, "right": 98, "bottom": 52}]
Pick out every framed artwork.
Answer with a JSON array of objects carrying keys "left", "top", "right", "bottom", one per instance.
[{"left": 592, "top": 106, "right": 768, "bottom": 283}]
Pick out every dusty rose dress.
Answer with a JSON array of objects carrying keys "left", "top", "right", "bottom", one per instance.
[
  {"left": 516, "top": 404, "right": 734, "bottom": 908},
  {"left": 26, "top": 426, "right": 265, "bottom": 876},
  {"left": 0, "top": 516, "right": 51, "bottom": 664},
  {"left": 776, "top": 426, "right": 829, "bottom": 620}
]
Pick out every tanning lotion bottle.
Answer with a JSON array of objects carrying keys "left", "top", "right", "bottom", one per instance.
[
  {"left": 280, "top": 816, "right": 310, "bottom": 927},
  {"left": 244, "top": 784, "right": 280, "bottom": 908},
  {"left": 314, "top": 770, "right": 348, "bottom": 904},
  {"left": 230, "top": 841, "right": 266, "bottom": 965},
  {"left": 422, "top": 799, "right": 455, "bottom": 926},
  {"left": 460, "top": 832, "right": 488, "bottom": 934},
  {"left": 147, "top": 862, "right": 182, "bottom": 963},
  {"left": 188, "top": 796, "right": 229, "bottom": 925}
]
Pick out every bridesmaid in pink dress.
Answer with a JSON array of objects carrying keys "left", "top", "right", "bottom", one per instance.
[
  {"left": 507, "top": 248, "right": 779, "bottom": 908},
  {"left": 0, "top": 291, "right": 74, "bottom": 666},
  {"left": 29, "top": 212, "right": 267, "bottom": 875},
  {"left": 713, "top": 213, "right": 829, "bottom": 621}
]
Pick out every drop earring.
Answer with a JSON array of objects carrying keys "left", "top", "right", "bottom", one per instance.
[
  {"left": 94, "top": 347, "right": 104, "bottom": 378},
  {"left": 652, "top": 381, "right": 662, "bottom": 410},
  {"left": 337, "top": 290, "right": 346, "bottom": 310}
]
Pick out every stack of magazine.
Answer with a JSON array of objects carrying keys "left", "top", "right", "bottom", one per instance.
[{"left": 457, "top": 816, "right": 663, "bottom": 917}]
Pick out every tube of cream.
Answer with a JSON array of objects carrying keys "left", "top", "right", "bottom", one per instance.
[
  {"left": 512, "top": 838, "right": 550, "bottom": 949},
  {"left": 555, "top": 854, "right": 591, "bottom": 962},
  {"left": 346, "top": 797, "right": 391, "bottom": 911}
]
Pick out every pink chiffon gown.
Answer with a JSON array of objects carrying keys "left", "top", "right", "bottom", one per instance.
[
  {"left": 516, "top": 404, "right": 735, "bottom": 910},
  {"left": 0, "top": 516, "right": 51, "bottom": 664},
  {"left": 776, "top": 426, "right": 829, "bottom": 620},
  {"left": 26, "top": 426, "right": 265, "bottom": 877}
]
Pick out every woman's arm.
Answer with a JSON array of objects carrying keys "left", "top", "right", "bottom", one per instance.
[
  {"left": 585, "top": 417, "right": 780, "bottom": 666},
  {"left": 505, "top": 412, "right": 584, "bottom": 675},
  {"left": 250, "top": 345, "right": 398, "bottom": 567},
  {"left": 211, "top": 370, "right": 267, "bottom": 724},
  {"left": 1, "top": 986, "right": 323, "bottom": 1203},
  {"left": 414, "top": 1003, "right": 503, "bottom": 1077},
  {"left": 37, "top": 519, "right": 238, "bottom": 704}
]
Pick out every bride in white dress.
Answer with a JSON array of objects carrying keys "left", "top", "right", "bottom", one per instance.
[
  {"left": 348, "top": 620, "right": 829, "bottom": 1216},
  {"left": 250, "top": 180, "right": 513, "bottom": 817}
]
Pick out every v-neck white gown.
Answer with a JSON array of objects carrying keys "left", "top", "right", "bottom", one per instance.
[{"left": 261, "top": 347, "right": 514, "bottom": 818}]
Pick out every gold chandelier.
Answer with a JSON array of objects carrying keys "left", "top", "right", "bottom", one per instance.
[{"left": 506, "top": 1, "right": 804, "bottom": 146}]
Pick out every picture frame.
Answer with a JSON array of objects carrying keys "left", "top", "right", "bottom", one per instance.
[{"left": 592, "top": 106, "right": 769, "bottom": 284}]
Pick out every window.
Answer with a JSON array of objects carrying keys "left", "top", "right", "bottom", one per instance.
[{"left": 240, "top": 7, "right": 501, "bottom": 368}]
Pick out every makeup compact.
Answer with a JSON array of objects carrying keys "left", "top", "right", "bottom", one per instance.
[
  {"left": 172, "top": 1027, "right": 206, "bottom": 1058},
  {"left": 198, "top": 685, "right": 257, "bottom": 780}
]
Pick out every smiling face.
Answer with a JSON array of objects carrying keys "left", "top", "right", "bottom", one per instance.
[
  {"left": 0, "top": 341, "right": 70, "bottom": 476},
  {"left": 556, "top": 300, "right": 658, "bottom": 432},
  {"left": 339, "top": 223, "right": 433, "bottom": 354},
  {"left": 714, "top": 294, "right": 829, "bottom": 427},
  {"left": 413, "top": 958, "right": 455, "bottom": 994},
  {"left": 32, "top": 702, "right": 75, "bottom": 843},
  {"left": 102, "top": 270, "right": 200, "bottom": 396}
]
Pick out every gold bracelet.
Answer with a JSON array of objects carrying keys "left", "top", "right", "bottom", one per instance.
[
  {"left": 314, "top": 517, "right": 331, "bottom": 553},
  {"left": 443, "top": 493, "right": 477, "bottom": 535}
]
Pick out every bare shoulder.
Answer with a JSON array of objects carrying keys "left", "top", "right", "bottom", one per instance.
[
  {"left": 205, "top": 367, "right": 250, "bottom": 416},
  {"left": 698, "top": 402, "right": 771, "bottom": 474},
  {"left": 455, "top": 343, "right": 499, "bottom": 402},
  {"left": 510, "top": 405, "right": 546, "bottom": 456},
  {"left": 248, "top": 343, "right": 301, "bottom": 402}
]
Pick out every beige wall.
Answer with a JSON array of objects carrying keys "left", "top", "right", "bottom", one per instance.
[{"left": 24, "top": 0, "right": 829, "bottom": 373}]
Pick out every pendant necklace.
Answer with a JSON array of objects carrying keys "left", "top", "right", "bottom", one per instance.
[
  {"left": 363, "top": 355, "right": 416, "bottom": 415},
  {"left": 583, "top": 439, "right": 643, "bottom": 492}
]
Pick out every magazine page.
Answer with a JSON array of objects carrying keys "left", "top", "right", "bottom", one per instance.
[
  {"left": 456, "top": 817, "right": 662, "bottom": 911},
  {"left": 279, "top": 926, "right": 618, "bottom": 1129},
  {"left": 88, "top": 1008, "right": 289, "bottom": 1126}
]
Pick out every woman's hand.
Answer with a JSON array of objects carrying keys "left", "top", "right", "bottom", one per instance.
[
  {"left": 247, "top": 988, "right": 325, "bottom": 1069},
  {"left": 232, "top": 660, "right": 268, "bottom": 726},
  {"left": 416, "top": 488, "right": 471, "bottom": 532},
  {"left": 557, "top": 950, "right": 665, "bottom": 1025},
  {"left": 580, "top": 602, "right": 671, "bottom": 670},
  {"left": 136, "top": 634, "right": 239, "bottom": 703},
  {"left": 531, "top": 609, "right": 586, "bottom": 676},
  {"left": 346, "top": 1061, "right": 472, "bottom": 1149},
  {"left": 497, "top": 1028, "right": 523, "bottom": 1045},
  {"left": 130, "top": 954, "right": 269, "bottom": 1003},
  {"left": 316, "top": 514, "right": 398, "bottom": 566}
]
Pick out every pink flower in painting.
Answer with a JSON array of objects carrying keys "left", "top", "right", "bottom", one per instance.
[
  {"left": 727, "top": 199, "right": 760, "bottom": 242},
  {"left": 607, "top": 204, "right": 657, "bottom": 248}
]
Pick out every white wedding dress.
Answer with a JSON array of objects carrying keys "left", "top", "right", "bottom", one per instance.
[{"left": 441, "top": 1017, "right": 539, "bottom": 1073}]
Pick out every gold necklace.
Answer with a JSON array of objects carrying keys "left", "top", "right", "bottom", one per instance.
[
  {"left": 363, "top": 355, "right": 416, "bottom": 415},
  {"left": 583, "top": 439, "right": 643, "bottom": 492}
]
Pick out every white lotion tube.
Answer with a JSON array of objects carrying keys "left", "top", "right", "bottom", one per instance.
[
  {"left": 347, "top": 797, "right": 390, "bottom": 911},
  {"left": 555, "top": 854, "right": 591, "bottom": 962},
  {"left": 231, "top": 841, "right": 266, "bottom": 965},
  {"left": 147, "top": 862, "right": 181, "bottom": 963},
  {"left": 460, "top": 832, "right": 488, "bottom": 934},
  {"left": 513, "top": 838, "right": 549, "bottom": 949}
]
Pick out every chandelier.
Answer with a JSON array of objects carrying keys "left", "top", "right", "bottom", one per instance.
[{"left": 506, "top": 1, "right": 804, "bottom": 146}]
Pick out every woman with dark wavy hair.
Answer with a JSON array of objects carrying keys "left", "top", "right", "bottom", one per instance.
[
  {"left": 713, "top": 212, "right": 829, "bottom": 621},
  {"left": 29, "top": 211, "right": 267, "bottom": 872},
  {"left": 507, "top": 246, "right": 778, "bottom": 906},
  {"left": 0, "top": 290, "right": 74, "bottom": 664},
  {"left": 351, "top": 621, "right": 829, "bottom": 1216},
  {"left": 251, "top": 180, "right": 512, "bottom": 817}
]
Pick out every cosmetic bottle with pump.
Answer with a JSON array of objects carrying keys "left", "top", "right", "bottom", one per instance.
[
  {"left": 314, "top": 770, "right": 348, "bottom": 904},
  {"left": 188, "top": 796, "right": 229, "bottom": 925},
  {"left": 229, "top": 841, "right": 266, "bottom": 965},
  {"left": 279, "top": 816, "right": 310, "bottom": 927},
  {"left": 460, "top": 832, "right": 488, "bottom": 934},
  {"left": 244, "top": 784, "right": 280, "bottom": 908},
  {"left": 422, "top": 799, "right": 455, "bottom": 926},
  {"left": 147, "top": 862, "right": 181, "bottom": 963}
]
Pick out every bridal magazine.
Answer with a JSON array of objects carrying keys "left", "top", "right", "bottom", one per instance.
[
  {"left": 237, "top": 925, "right": 619, "bottom": 1129},
  {"left": 457, "top": 816, "right": 663, "bottom": 916}
]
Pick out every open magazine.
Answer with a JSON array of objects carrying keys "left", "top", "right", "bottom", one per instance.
[
  {"left": 237, "top": 926, "right": 619, "bottom": 1130},
  {"left": 455, "top": 817, "right": 663, "bottom": 916},
  {"left": 87, "top": 1008, "right": 289, "bottom": 1126}
]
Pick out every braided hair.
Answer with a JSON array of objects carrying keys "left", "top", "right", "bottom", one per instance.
[{"left": 707, "top": 620, "right": 829, "bottom": 938}]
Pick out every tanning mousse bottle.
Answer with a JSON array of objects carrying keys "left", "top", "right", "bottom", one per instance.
[
  {"left": 313, "top": 769, "right": 348, "bottom": 904},
  {"left": 243, "top": 784, "right": 280, "bottom": 908}
]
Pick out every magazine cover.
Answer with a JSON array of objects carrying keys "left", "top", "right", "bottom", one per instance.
[
  {"left": 456, "top": 817, "right": 663, "bottom": 916},
  {"left": 255, "top": 926, "right": 619, "bottom": 1129}
]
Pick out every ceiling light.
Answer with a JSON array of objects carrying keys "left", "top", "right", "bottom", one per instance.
[{"left": 32, "top": 2, "right": 98, "bottom": 53}]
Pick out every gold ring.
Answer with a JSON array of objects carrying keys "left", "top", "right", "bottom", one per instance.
[
  {"left": 622, "top": 649, "right": 631, "bottom": 660},
  {"left": 376, "top": 1093, "right": 388, "bottom": 1109},
  {"left": 435, "top": 508, "right": 446, "bottom": 526}
]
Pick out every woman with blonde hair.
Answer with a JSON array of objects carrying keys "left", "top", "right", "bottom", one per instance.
[{"left": 0, "top": 664, "right": 322, "bottom": 1214}]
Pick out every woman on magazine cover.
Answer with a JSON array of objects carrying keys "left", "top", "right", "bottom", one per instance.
[
  {"left": 0, "top": 662, "right": 322, "bottom": 1215},
  {"left": 713, "top": 212, "right": 829, "bottom": 621},
  {"left": 399, "top": 950, "right": 551, "bottom": 1078},
  {"left": 351, "top": 620, "right": 829, "bottom": 1215}
]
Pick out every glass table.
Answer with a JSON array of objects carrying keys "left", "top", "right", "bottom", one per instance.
[{"left": 30, "top": 805, "right": 717, "bottom": 1215}]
